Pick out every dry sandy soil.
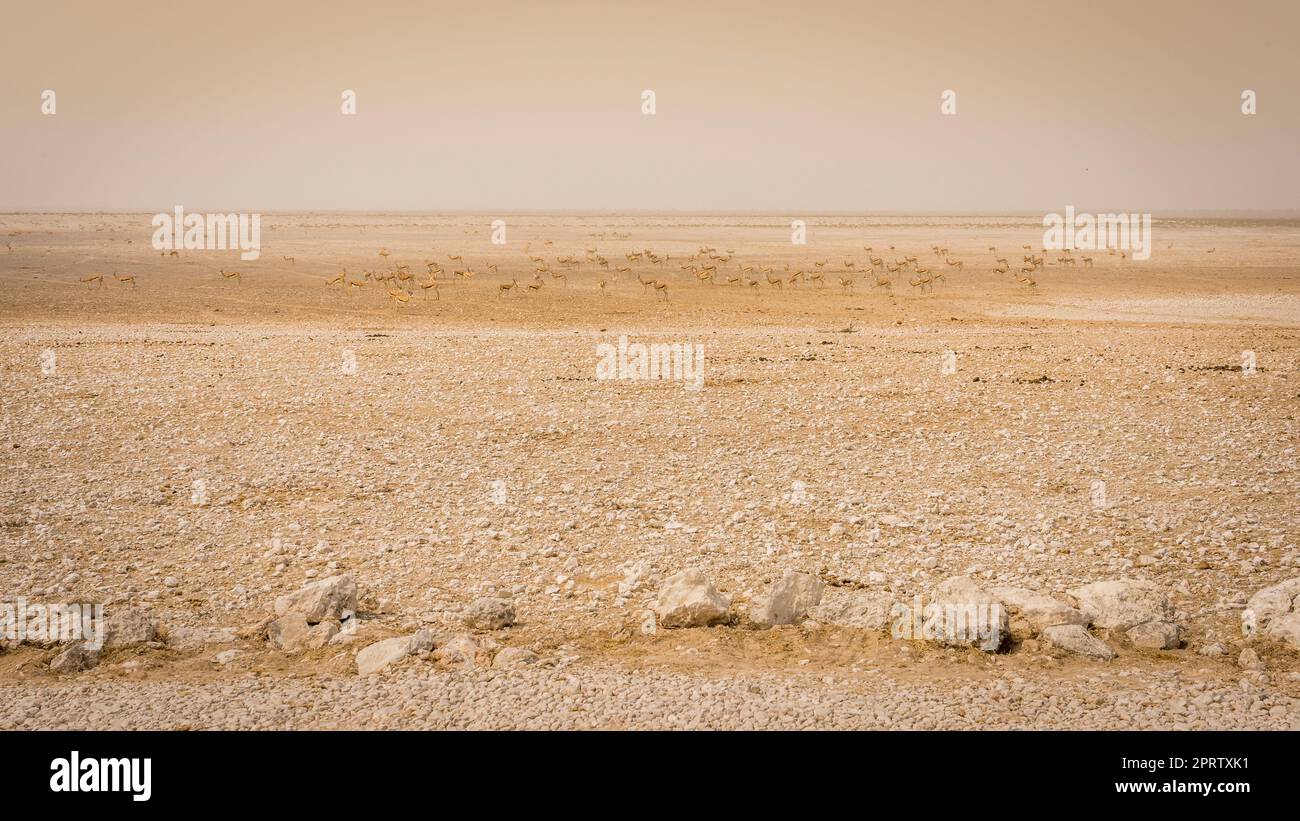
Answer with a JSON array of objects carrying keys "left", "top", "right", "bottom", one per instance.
[{"left": 1, "top": 213, "right": 1298, "bottom": 729}]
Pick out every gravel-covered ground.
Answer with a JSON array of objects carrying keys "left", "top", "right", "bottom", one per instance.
[{"left": 2, "top": 213, "right": 1297, "bottom": 729}]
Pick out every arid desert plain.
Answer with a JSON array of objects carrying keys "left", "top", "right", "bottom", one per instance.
[{"left": 1, "top": 212, "right": 1298, "bottom": 729}]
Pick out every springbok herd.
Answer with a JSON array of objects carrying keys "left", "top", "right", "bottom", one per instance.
[{"left": 75, "top": 240, "right": 1142, "bottom": 304}]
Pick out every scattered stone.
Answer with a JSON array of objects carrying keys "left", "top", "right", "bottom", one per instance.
[
  {"left": 50, "top": 641, "right": 101, "bottom": 674},
  {"left": 356, "top": 636, "right": 416, "bottom": 676},
  {"left": 464, "top": 597, "right": 516, "bottom": 631},
  {"left": 618, "top": 561, "right": 654, "bottom": 596},
  {"left": 434, "top": 633, "right": 490, "bottom": 667},
  {"left": 748, "top": 571, "right": 824, "bottom": 627},
  {"left": 1068, "top": 579, "right": 1170, "bottom": 630},
  {"left": 1043, "top": 624, "right": 1116, "bottom": 661},
  {"left": 808, "top": 589, "right": 894, "bottom": 631},
  {"left": 267, "top": 613, "right": 311, "bottom": 652},
  {"left": 104, "top": 607, "right": 157, "bottom": 648},
  {"left": 328, "top": 618, "right": 370, "bottom": 645},
  {"left": 274, "top": 574, "right": 357, "bottom": 625},
  {"left": 167, "top": 626, "right": 238, "bottom": 650},
  {"left": 1238, "top": 648, "right": 1265, "bottom": 671},
  {"left": 1269, "top": 613, "right": 1300, "bottom": 649},
  {"left": 1126, "top": 621, "right": 1184, "bottom": 650},
  {"left": 493, "top": 647, "right": 541, "bottom": 669},
  {"left": 305, "top": 619, "right": 340, "bottom": 649},
  {"left": 410, "top": 629, "right": 436, "bottom": 653},
  {"left": 806, "top": 587, "right": 889, "bottom": 631},
  {"left": 653, "top": 569, "right": 730, "bottom": 628}
]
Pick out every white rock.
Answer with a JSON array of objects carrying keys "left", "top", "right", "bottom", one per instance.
[
  {"left": 989, "top": 586, "right": 1089, "bottom": 634},
  {"left": 356, "top": 637, "right": 411, "bottom": 676},
  {"left": 1125, "top": 621, "right": 1184, "bottom": 650},
  {"left": 808, "top": 589, "right": 894, "bottom": 631},
  {"left": 409, "top": 629, "right": 437, "bottom": 653},
  {"left": 464, "top": 597, "right": 516, "bottom": 630},
  {"left": 1068, "top": 579, "right": 1170, "bottom": 630},
  {"left": 923, "top": 576, "right": 1009, "bottom": 653},
  {"left": 653, "top": 569, "right": 730, "bottom": 628},
  {"left": 1043, "top": 624, "right": 1116, "bottom": 661},
  {"left": 167, "top": 626, "right": 238, "bottom": 650},
  {"left": 749, "top": 571, "right": 824, "bottom": 627},
  {"left": 104, "top": 607, "right": 157, "bottom": 648},
  {"left": 267, "top": 613, "right": 311, "bottom": 652},
  {"left": 493, "top": 646, "right": 541, "bottom": 669},
  {"left": 1241, "top": 577, "right": 1300, "bottom": 649},
  {"left": 305, "top": 619, "right": 340, "bottom": 649},
  {"left": 618, "top": 561, "right": 654, "bottom": 596},
  {"left": 1266, "top": 612, "right": 1300, "bottom": 649},
  {"left": 50, "top": 641, "right": 101, "bottom": 674},
  {"left": 273, "top": 574, "right": 357, "bottom": 625},
  {"left": 1238, "top": 648, "right": 1265, "bottom": 671},
  {"left": 434, "top": 633, "right": 488, "bottom": 667}
]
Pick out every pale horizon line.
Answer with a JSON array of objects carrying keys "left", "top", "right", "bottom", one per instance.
[{"left": 5, "top": 208, "right": 1300, "bottom": 220}]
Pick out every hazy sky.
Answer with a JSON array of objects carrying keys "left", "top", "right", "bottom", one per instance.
[{"left": 2, "top": 0, "right": 1297, "bottom": 212}]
